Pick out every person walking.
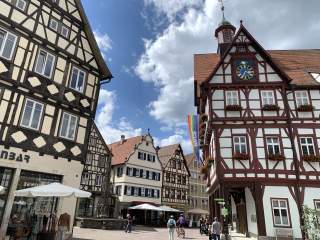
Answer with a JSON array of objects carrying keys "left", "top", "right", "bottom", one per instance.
[
  {"left": 211, "top": 217, "right": 221, "bottom": 240},
  {"left": 167, "top": 215, "right": 176, "bottom": 240},
  {"left": 125, "top": 213, "right": 133, "bottom": 233}
]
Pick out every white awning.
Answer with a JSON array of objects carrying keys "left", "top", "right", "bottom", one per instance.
[
  {"left": 129, "top": 203, "right": 161, "bottom": 211},
  {"left": 0, "top": 186, "right": 5, "bottom": 195},
  {"left": 14, "top": 182, "right": 91, "bottom": 198},
  {"left": 159, "top": 205, "right": 181, "bottom": 212}
]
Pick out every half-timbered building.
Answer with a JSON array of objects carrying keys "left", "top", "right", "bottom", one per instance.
[
  {"left": 109, "top": 133, "right": 163, "bottom": 222},
  {"left": 158, "top": 144, "right": 190, "bottom": 212},
  {"left": 194, "top": 17, "right": 320, "bottom": 239},
  {"left": 0, "top": 0, "right": 112, "bottom": 238},
  {"left": 77, "top": 122, "right": 114, "bottom": 218}
]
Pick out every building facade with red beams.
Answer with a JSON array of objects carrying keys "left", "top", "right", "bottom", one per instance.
[{"left": 194, "top": 18, "right": 320, "bottom": 239}]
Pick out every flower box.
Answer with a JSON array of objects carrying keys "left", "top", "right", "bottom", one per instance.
[
  {"left": 225, "top": 105, "right": 242, "bottom": 111},
  {"left": 302, "top": 155, "right": 320, "bottom": 162},
  {"left": 268, "top": 154, "right": 285, "bottom": 161},
  {"left": 297, "top": 104, "right": 314, "bottom": 112},
  {"left": 262, "top": 104, "right": 280, "bottom": 111},
  {"left": 232, "top": 153, "right": 250, "bottom": 160}
]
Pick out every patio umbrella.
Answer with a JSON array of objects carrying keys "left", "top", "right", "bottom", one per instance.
[
  {"left": 128, "top": 203, "right": 161, "bottom": 211},
  {"left": 0, "top": 186, "right": 5, "bottom": 194},
  {"left": 14, "top": 182, "right": 91, "bottom": 198}
]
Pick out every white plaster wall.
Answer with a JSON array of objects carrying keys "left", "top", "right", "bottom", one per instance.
[
  {"left": 245, "top": 187, "right": 258, "bottom": 236},
  {"left": 303, "top": 187, "right": 320, "bottom": 208},
  {"left": 263, "top": 186, "right": 302, "bottom": 238}
]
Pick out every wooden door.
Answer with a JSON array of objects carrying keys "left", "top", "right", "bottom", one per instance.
[{"left": 236, "top": 203, "right": 247, "bottom": 234}]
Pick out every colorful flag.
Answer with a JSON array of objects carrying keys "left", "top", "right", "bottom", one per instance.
[{"left": 187, "top": 115, "right": 201, "bottom": 163}]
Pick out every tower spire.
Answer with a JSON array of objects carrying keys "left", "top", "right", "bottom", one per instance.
[{"left": 220, "top": 0, "right": 226, "bottom": 22}]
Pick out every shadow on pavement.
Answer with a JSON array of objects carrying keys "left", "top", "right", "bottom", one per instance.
[{"left": 73, "top": 238, "right": 94, "bottom": 240}]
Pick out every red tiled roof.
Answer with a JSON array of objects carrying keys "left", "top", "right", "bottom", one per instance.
[
  {"left": 108, "top": 136, "right": 142, "bottom": 166},
  {"left": 157, "top": 144, "right": 180, "bottom": 167},
  {"left": 194, "top": 49, "right": 320, "bottom": 86}
]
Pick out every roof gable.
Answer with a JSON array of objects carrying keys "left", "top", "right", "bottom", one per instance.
[{"left": 204, "top": 24, "right": 291, "bottom": 85}]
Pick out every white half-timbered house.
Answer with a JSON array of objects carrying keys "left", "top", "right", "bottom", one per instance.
[
  {"left": 0, "top": 0, "right": 112, "bottom": 238},
  {"left": 194, "top": 17, "right": 320, "bottom": 239},
  {"left": 109, "top": 133, "right": 163, "bottom": 223}
]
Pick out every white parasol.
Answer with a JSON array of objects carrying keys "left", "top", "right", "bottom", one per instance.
[
  {"left": 129, "top": 203, "right": 161, "bottom": 211},
  {"left": 0, "top": 186, "right": 5, "bottom": 194},
  {"left": 14, "top": 182, "right": 91, "bottom": 198},
  {"left": 159, "top": 205, "right": 181, "bottom": 212}
]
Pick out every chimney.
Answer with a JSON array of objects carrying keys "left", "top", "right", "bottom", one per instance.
[{"left": 120, "top": 135, "right": 125, "bottom": 144}]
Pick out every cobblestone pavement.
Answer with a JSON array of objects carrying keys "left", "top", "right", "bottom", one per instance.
[{"left": 72, "top": 227, "right": 254, "bottom": 240}]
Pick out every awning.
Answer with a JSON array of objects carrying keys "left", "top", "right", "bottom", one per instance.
[
  {"left": 159, "top": 205, "right": 181, "bottom": 212},
  {"left": 129, "top": 203, "right": 162, "bottom": 211},
  {"left": 187, "top": 208, "right": 209, "bottom": 214},
  {"left": 14, "top": 182, "right": 91, "bottom": 198}
]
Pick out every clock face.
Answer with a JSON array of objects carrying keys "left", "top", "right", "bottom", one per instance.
[{"left": 236, "top": 60, "right": 255, "bottom": 80}]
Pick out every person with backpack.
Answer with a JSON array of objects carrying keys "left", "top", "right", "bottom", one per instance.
[{"left": 167, "top": 215, "right": 176, "bottom": 240}]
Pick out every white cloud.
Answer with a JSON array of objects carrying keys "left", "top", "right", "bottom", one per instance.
[
  {"left": 154, "top": 134, "right": 193, "bottom": 154},
  {"left": 96, "top": 89, "right": 142, "bottom": 144},
  {"left": 94, "top": 30, "right": 112, "bottom": 59}
]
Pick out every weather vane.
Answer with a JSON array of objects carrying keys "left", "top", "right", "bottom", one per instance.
[{"left": 218, "top": 0, "right": 226, "bottom": 21}]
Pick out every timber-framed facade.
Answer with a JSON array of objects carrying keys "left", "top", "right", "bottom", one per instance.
[
  {"left": 158, "top": 144, "right": 190, "bottom": 212},
  {"left": 78, "top": 122, "right": 114, "bottom": 218},
  {"left": 0, "top": 0, "right": 112, "bottom": 238},
  {"left": 194, "top": 17, "right": 320, "bottom": 239}
]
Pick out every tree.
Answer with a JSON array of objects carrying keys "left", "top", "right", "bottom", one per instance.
[{"left": 301, "top": 205, "right": 320, "bottom": 240}]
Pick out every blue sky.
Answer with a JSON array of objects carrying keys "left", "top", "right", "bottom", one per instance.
[{"left": 82, "top": 0, "right": 320, "bottom": 153}]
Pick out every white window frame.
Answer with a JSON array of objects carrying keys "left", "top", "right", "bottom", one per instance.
[
  {"left": 310, "top": 73, "right": 320, "bottom": 83},
  {"left": 61, "top": 25, "right": 69, "bottom": 38},
  {"left": 314, "top": 200, "right": 320, "bottom": 210},
  {"left": 0, "top": 28, "right": 18, "bottom": 60},
  {"left": 16, "top": 0, "right": 27, "bottom": 11},
  {"left": 20, "top": 98, "right": 44, "bottom": 130},
  {"left": 95, "top": 175, "right": 102, "bottom": 186},
  {"left": 59, "top": 112, "right": 78, "bottom": 140},
  {"left": 81, "top": 173, "right": 89, "bottom": 185},
  {"left": 266, "top": 137, "right": 280, "bottom": 155},
  {"left": 300, "top": 137, "right": 315, "bottom": 156},
  {"left": 271, "top": 199, "right": 290, "bottom": 227},
  {"left": 49, "top": 18, "right": 58, "bottom": 31},
  {"left": 34, "top": 49, "right": 56, "bottom": 78},
  {"left": 261, "top": 90, "right": 275, "bottom": 105},
  {"left": 295, "top": 91, "right": 309, "bottom": 107},
  {"left": 226, "top": 91, "right": 239, "bottom": 105},
  {"left": 233, "top": 136, "right": 247, "bottom": 154}
]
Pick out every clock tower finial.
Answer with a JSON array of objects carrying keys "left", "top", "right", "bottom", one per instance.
[{"left": 215, "top": 0, "right": 236, "bottom": 57}]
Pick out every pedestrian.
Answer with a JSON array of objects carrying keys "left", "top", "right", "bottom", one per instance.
[
  {"left": 125, "top": 213, "right": 132, "bottom": 233},
  {"left": 167, "top": 215, "right": 176, "bottom": 240},
  {"left": 211, "top": 217, "right": 221, "bottom": 240}
]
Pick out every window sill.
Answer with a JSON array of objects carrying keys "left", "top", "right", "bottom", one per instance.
[
  {"left": 225, "top": 105, "right": 242, "bottom": 111},
  {"left": 268, "top": 154, "right": 285, "bottom": 161},
  {"left": 262, "top": 104, "right": 280, "bottom": 111}
]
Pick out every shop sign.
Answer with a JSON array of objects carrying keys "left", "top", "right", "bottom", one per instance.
[{"left": 0, "top": 150, "right": 30, "bottom": 163}]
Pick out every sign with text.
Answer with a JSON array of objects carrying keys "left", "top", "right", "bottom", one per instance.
[{"left": 0, "top": 149, "right": 30, "bottom": 163}]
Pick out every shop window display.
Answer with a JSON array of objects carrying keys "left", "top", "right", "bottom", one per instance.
[{"left": 6, "top": 170, "right": 62, "bottom": 240}]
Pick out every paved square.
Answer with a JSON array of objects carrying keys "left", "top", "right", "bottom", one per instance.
[{"left": 73, "top": 226, "right": 210, "bottom": 240}]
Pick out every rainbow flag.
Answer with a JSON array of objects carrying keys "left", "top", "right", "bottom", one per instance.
[{"left": 187, "top": 115, "right": 201, "bottom": 163}]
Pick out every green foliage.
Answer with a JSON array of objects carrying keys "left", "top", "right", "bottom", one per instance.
[{"left": 301, "top": 205, "right": 320, "bottom": 240}]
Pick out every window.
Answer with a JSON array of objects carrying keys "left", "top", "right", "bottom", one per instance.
[
  {"left": 35, "top": 49, "right": 55, "bottom": 78},
  {"left": 61, "top": 26, "right": 69, "bottom": 38},
  {"left": 177, "top": 161, "right": 181, "bottom": 170},
  {"left": 0, "top": 28, "right": 17, "bottom": 60},
  {"left": 141, "top": 188, "right": 145, "bottom": 197},
  {"left": 85, "top": 153, "right": 93, "bottom": 165},
  {"left": 59, "top": 112, "right": 78, "bottom": 140},
  {"left": 166, "top": 173, "right": 170, "bottom": 182},
  {"left": 126, "top": 186, "right": 132, "bottom": 196},
  {"left": 49, "top": 19, "right": 58, "bottom": 31},
  {"left": 266, "top": 137, "right": 280, "bottom": 155},
  {"left": 134, "top": 187, "right": 139, "bottom": 196},
  {"left": 16, "top": 0, "right": 27, "bottom": 11},
  {"left": 295, "top": 91, "right": 309, "bottom": 107},
  {"left": 138, "top": 152, "right": 143, "bottom": 160},
  {"left": 314, "top": 200, "right": 320, "bottom": 210},
  {"left": 226, "top": 91, "right": 239, "bottom": 105},
  {"left": 81, "top": 173, "right": 89, "bottom": 185},
  {"left": 261, "top": 91, "right": 275, "bottom": 105},
  {"left": 233, "top": 136, "right": 247, "bottom": 154},
  {"left": 20, "top": 98, "right": 44, "bottom": 130},
  {"left": 116, "top": 167, "right": 123, "bottom": 177},
  {"left": 115, "top": 186, "right": 122, "bottom": 196},
  {"left": 95, "top": 175, "right": 102, "bottom": 186},
  {"left": 98, "top": 155, "right": 105, "bottom": 168},
  {"left": 271, "top": 199, "right": 290, "bottom": 227},
  {"left": 300, "top": 137, "right": 315, "bottom": 156},
  {"left": 70, "top": 66, "right": 86, "bottom": 93}
]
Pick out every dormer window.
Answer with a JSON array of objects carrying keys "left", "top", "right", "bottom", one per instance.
[{"left": 310, "top": 73, "right": 320, "bottom": 83}]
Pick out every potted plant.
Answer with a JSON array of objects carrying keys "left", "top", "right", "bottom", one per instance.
[
  {"left": 225, "top": 105, "right": 242, "bottom": 111},
  {"left": 268, "top": 154, "right": 285, "bottom": 161},
  {"left": 262, "top": 104, "right": 280, "bottom": 111},
  {"left": 297, "top": 104, "right": 314, "bottom": 112},
  {"left": 302, "top": 155, "right": 320, "bottom": 162},
  {"left": 232, "top": 153, "right": 250, "bottom": 160}
]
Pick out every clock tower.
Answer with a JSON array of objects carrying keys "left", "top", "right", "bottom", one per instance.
[{"left": 214, "top": 3, "right": 236, "bottom": 57}]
